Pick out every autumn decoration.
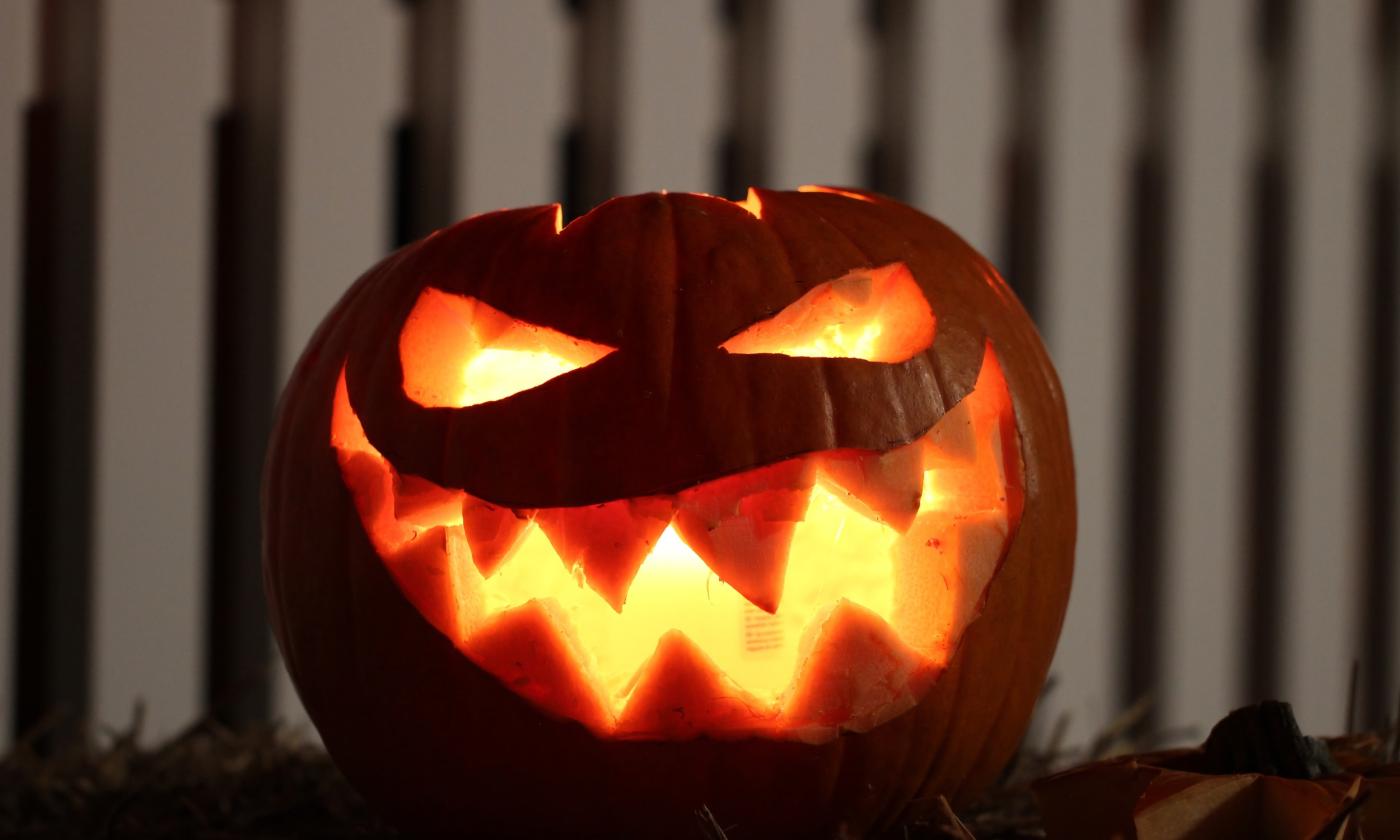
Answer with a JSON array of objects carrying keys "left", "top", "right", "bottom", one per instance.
[
  {"left": 262, "top": 187, "right": 1075, "bottom": 836},
  {"left": 1035, "top": 701, "right": 1400, "bottom": 840}
]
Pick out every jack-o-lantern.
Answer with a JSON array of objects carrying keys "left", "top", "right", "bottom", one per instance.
[{"left": 263, "top": 187, "right": 1075, "bottom": 837}]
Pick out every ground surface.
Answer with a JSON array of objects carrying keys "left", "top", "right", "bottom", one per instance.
[
  {"left": 0, "top": 698, "right": 1215, "bottom": 839},
  {"left": 0, "top": 718, "right": 1056, "bottom": 838}
]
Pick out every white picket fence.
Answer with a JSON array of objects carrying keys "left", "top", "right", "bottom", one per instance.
[{"left": 0, "top": 0, "right": 1394, "bottom": 750}]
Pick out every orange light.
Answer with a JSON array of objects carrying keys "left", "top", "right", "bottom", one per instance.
[
  {"left": 461, "top": 347, "right": 583, "bottom": 405},
  {"left": 398, "top": 288, "right": 615, "bottom": 408},
  {"left": 797, "top": 185, "right": 876, "bottom": 203},
  {"left": 736, "top": 188, "right": 764, "bottom": 219},
  {"left": 721, "top": 263, "right": 934, "bottom": 363},
  {"left": 331, "top": 340, "right": 1017, "bottom": 737}
]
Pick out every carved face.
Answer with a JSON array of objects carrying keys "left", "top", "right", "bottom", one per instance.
[
  {"left": 264, "top": 188, "right": 1073, "bottom": 834},
  {"left": 330, "top": 192, "right": 1023, "bottom": 739}
]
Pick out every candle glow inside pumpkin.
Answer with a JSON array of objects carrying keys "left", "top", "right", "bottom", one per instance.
[{"left": 328, "top": 263, "right": 1023, "bottom": 741}]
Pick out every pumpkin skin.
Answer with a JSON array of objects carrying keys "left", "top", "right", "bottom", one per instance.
[{"left": 262, "top": 187, "right": 1075, "bottom": 837}]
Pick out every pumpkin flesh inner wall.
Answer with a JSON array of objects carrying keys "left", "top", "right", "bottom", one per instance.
[
  {"left": 718, "top": 261, "right": 933, "bottom": 363},
  {"left": 331, "top": 334, "right": 1022, "bottom": 742},
  {"left": 399, "top": 290, "right": 618, "bottom": 408}
]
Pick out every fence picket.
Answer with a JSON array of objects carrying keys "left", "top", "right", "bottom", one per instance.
[
  {"left": 1160, "top": 0, "right": 1252, "bottom": 738},
  {"left": 620, "top": 0, "right": 723, "bottom": 196},
  {"left": 0, "top": 0, "right": 39, "bottom": 752},
  {"left": 1282, "top": 0, "right": 1369, "bottom": 733},
  {"left": 94, "top": 0, "right": 221, "bottom": 738},
  {"left": 13, "top": 0, "right": 102, "bottom": 749},
  {"left": 274, "top": 0, "right": 402, "bottom": 731},
  {"left": 1038, "top": 0, "right": 1134, "bottom": 747},
  {"left": 769, "top": 0, "right": 865, "bottom": 189},
  {"left": 394, "top": 0, "right": 460, "bottom": 245},
  {"left": 461, "top": 0, "right": 569, "bottom": 216},
  {"left": 915, "top": 0, "right": 1004, "bottom": 259},
  {"left": 1360, "top": 0, "right": 1398, "bottom": 730}
]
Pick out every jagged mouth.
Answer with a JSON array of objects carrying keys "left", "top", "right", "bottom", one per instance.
[{"left": 329, "top": 343, "right": 1023, "bottom": 741}]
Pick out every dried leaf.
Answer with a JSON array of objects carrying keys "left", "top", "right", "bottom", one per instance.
[{"left": 1037, "top": 736, "right": 1400, "bottom": 840}]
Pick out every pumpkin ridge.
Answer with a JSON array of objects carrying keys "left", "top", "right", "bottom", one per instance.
[
  {"left": 264, "top": 188, "right": 1074, "bottom": 835},
  {"left": 327, "top": 340, "right": 1025, "bottom": 737},
  {"left": 792, "top": 193, "right": 928, "bottom": 448}
]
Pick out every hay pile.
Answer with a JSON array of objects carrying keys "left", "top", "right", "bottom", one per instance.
[
  {"left": 0, "top": 707, "right": 1045, "bottom": 839},
  {"left": 4, "top": 696, "right": 1389, "bottom": 839},
  {"left": 0, "top": 710, "right": 389, "bottom": 838}
]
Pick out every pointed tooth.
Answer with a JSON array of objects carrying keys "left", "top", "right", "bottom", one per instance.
[
  {"left": 782, "top": 599, "right": 936, "bottom": 736},
  {"left": 463, "top": 599, "right": 612, "bottom": 733},
  {"left": 616, "top": 630, "right": 772, "bottom": 738},
  {"left": 984, "top": 392, "right": 1025, "bottom": 523},
  {"left": 673, "top": 514, "right": 790, "bottom": 613},
  {"left": 923, "top": 345, "right": 1025, "bottom": 517},
  {"left": 818, "top": 440, "right": 923, "bottom": 532},
  {"left": 893, "top": 510, "right": 1010, "bottom": 656},
  {"left": 338, "top": 450, "right": 416, "bottom": 554},
  {"left": 923, "top": 396, "right": 978, "bottom": 469},
  {"left": 394, "top": 473, "right": 466, "bottom": 529},
  {"left": 673, "top": 459, "right": 815, "bottom": 614},
  {"left": 927, "top": 344, "right": 1011, "bottom": 468},
  {"left": 535, "top": 496, "right": 675, "bottom": 612},
  {"left": 461, "top": 496, "right": 533, "bottom": 577},
  {"left": 382, "top": 525, "right": 474, "bottom": 646},
  {"left": 949, "top": 512, "right": 1011, "bottom": 611},
  {"left": 985, "top": 406, "right": 1025, "bottom": 522}
]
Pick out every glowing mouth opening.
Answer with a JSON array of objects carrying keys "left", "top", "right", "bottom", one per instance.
[{"left": 331, "top": 344, "right": 1022, "bottom": 740}]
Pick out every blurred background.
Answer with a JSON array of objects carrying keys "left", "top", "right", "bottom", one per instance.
[{"left": 1, "top": 0, "right": 1396, "bottom": 753}]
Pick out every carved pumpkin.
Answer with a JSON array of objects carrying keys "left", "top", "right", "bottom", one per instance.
[{"left": 262, "top": 187, "right": 1075, "bottom": 836}]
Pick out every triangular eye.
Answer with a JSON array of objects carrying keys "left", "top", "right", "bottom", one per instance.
[
  {"left": 720, "top": 262, "right": 934, "bottom": 363},
  {"left": 400, "top": 288, "right": 616, "bottom": 408}
]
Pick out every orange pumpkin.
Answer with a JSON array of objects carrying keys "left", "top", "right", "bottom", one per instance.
[{"left": 262, "top": 187, "right": 1075, "bottom": 836}]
